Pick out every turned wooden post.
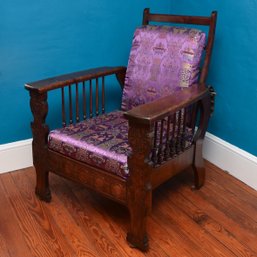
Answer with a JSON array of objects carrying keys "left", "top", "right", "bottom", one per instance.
[
  {"left": 30, "top": 91, "right": 51, "bottom": 202},
  {"left": 126, "top": 122, "right": 153, "bottom": 252}
]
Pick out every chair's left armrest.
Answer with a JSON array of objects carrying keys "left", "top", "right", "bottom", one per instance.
[{"left": 25, "top": 66, "right": 127, "bottom": 93}]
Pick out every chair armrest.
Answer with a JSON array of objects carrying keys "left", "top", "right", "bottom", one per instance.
[
  {"left": 124, "top": 84, "right": 210, "bottom": 125},
  {"left": 25, "top": 66, "right": 127, "bottom": 93}
]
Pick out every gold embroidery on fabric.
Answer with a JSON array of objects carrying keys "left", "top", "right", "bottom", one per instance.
[{"left": 180, "top": 63, "right": 193, "bottom": 87}]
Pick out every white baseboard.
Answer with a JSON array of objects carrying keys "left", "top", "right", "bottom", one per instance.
[
  {"left": 203, "top": 132, "right": 257, "bottom": 191},
  {"left": 0, "top": 139, "right": 33, "bottom": 174},
  {"left": 0, "top": 135, "right": 257, "bottom": 191}
]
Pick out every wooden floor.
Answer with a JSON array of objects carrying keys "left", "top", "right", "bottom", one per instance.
[{"left": 0, "top": 162, "right": 257, "bottom": 257}]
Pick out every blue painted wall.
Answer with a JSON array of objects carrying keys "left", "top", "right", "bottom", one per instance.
[
  {"left": 170, "top": 1, "right": 257, "bottom": 156},
  {"left": 0, "top": 1, "right": 171, "bottom": 144},
  {"left": 1, "top": 1, "right": 257, "bottom": 157}
]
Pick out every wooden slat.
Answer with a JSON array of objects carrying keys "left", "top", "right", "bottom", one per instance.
[
  {"left": 82, "top": 81, "right": 86, "bottom": 120},
  {"left": 69, "top": 85, "right": 73, "bottom": 124},
  {"left": 146, "top": 13, "right": 212, "bottom": 26},
  {"left": 75, "top": 83, "right": 79, "bottom": 122},
  {"left": 1, "top": 162, "right": 257, "bottom": 256},
  {"left": 101, "top": 77, "right": 105, "bottom": 114},
  {"left": 61, "top": 87, "right": 66, "bottom": 127},
  {"left": 95, "top": 78, "right": 99, "bottom": 116}
]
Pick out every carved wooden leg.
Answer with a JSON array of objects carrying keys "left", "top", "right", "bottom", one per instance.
[
  {"left": 126, "top": 190, "right": 151, "bottom": 252},
  {"left": 29, "top": 91, "right": 51, "bottom": 202},
  {"left": 126, "top": 122, "right": 153, "bottom": 251},
  {"left": 35, "top": 167, "right": 51, "bottom": 202},
  {"left": 192, "top": 140, "right": 205, "bottom": 189}
]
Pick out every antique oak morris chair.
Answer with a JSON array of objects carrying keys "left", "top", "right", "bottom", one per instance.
[{"left": 25, "top": 8, "right": 217, "bottom": 251}]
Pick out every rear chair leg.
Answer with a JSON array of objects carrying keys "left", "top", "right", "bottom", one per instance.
[{"left": 193, "top": 140, "right": 205, "bottom": 189}]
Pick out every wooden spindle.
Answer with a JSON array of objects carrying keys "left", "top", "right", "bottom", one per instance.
[
  {"left": 75, "top": 83, "right": 79, "bottom": 122},
  {"left": 176, "top": 110, "right": 182, "bottom": 153},
  {"left": 164, "top": 116, "right": 171, "bottom": 160},
  {"left": 102, "top": 77, "right": 105, "bottom": 114},
  {"left": 82, "top": 81, "right": 86, "bottom": 120},
  {"left": 152, "top": 122, "right": 158, "bottom": 165},
  {"left": 95, "top": 78, "right": 99, "bottom": 116},
  {"left": 90, "top": 80, "right": 93, "bottom": 118},
  {"left": 181, "top": 108, "right": 187, "bottom": 150},
  {"left": 157, "top": 119, "right": 165, "bottom": 164},
  {"left": 170, "top": 113, "right": 176, "bottom": 156},
  {"left": 68, "top": 85, "right": 73, "bottom": 124},
  {"left": 61, "top": 87, "right": 66, "bottom": 127}
]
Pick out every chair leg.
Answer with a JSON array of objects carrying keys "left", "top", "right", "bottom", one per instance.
[
  {"left": 127, "top": 205, "right": 149, "bottom": 251},
  {"left": 35, "top": 167, "right": 51, "bottom": 202},
  {"left": 126, "top": 189, "right": 151, "bottom": 252},
  {"left": 192, "top": 140, "right": 205, "bottom": 189}
]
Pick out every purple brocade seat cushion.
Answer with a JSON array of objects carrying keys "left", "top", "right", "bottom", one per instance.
[
  {"left": 48, "top": 111, "right": 131, "bottom": 179},
  {"left": 121, "top": 25, "right": 206, "bottom": 111},
  {"left": 48, "top": 111, "right": 194, "bottom": 179}
]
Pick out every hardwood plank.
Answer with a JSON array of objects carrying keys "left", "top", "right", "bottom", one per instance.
[
  {"left": 197, "top": 179, "right": 257, "bottom": 237},
  {"left": 71, "top": 183, "right": 170, "bottom": 257},
  {"left": 0, "top": 232, "right": 11, "bottom": 257},
  {"left": 1, "top": 162, "right": 257, "bottom": 256},
  {"left": 51, "top": 173, "right": 170, "bottom": 257},
  {"left": 21, "top": 169, "right": 102, "bottom": 257},
  {"left": 149, "top": 216, "right": 200, "bottom": 257},
  {"left": 154, "top": 187, "right": 235, "bottom": 257},
  {"left": 47, "top": 172, "right": 130, "bottom": 257},
  {"left": 206, "top": 162, "right": 257, "bottom": 212},
  {"left": 162, "top": 181, "right": 256, "bottom": 257},
  {"left": 175, "top": 167, "right": 257, "bottom": 254},
  {"left": 1, "top": 170, "right": 74, "bottom": 257},
  {"left": 0, "top": 173, "right": 35, "bottom": 257},
  {"left": 207, "top": 161, "right": 257, "bottom": 197}
]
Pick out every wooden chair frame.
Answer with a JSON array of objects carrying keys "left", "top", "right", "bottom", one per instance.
[{"left": 25, "top": 8, "right": 217, "bottom": 251}]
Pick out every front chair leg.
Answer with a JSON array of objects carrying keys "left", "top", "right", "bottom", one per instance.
[
  {"left": 35, "top": 167, "right": 51, "bottom": 202},
  {"left": 127, "top": 185, "right": 152, "bottom": 252},
  {"left": 127, "top": 201, "right": 149, "bottom": 252},
  {"left": 192, "top": 140, "right": 205, "bottom": 189}
]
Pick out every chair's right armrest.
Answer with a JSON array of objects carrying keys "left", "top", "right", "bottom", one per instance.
[
  {"left": 25, "top": 66, "right": 126, "bottom": 93},
  {"left": 124, "top": 84, "right": 210, "bottom": 126}
]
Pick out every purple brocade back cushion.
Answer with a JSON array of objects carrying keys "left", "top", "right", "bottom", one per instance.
[{"left": 121, "top": 25, "right": 206, "bottom": 111}]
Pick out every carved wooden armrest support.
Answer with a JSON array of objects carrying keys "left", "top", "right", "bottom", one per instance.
[
  {"left": 29, "top": 91, "right": 50, "bottom": 164},
  {"left": 25, "top": 66, "right": 127, "bottom": 93}
]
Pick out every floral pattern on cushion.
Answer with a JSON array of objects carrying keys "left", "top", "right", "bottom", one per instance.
[
  {"left": 48, "top": 111, "right": 131, "bottom": 178},
  {"left": 121, "top": 25, "right": 206, "bottom": 111},
  {"left": 48, "top": 111, "right": 194, "bottom": 179}
]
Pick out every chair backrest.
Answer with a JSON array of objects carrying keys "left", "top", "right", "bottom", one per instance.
[{"left": 121, "top": 8, "right": 217, "bottom": 111}]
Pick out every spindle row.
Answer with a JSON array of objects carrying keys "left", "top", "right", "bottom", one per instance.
[
  {"left": 150, "top": 105, "right": 197, "bottom": 167},
  {"left": 61, "top": 77, "right": 105, "bottom": 127}
]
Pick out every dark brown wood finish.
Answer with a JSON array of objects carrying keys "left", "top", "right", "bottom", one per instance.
[
  {"left": 1, "top": 163, "right": 257, "bottom": 257},
  {"left": 25, "top": 8, "right": 217, "bottom": 251}
]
